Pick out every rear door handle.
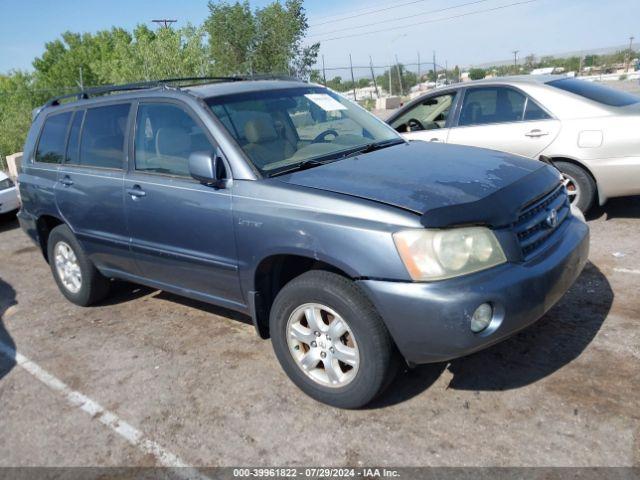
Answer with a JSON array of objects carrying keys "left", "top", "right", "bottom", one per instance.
[
  {"left": 525, "top": 129, "right": 550, "bottom": 138},
  {"left": 59, "top": 175, "right": 73, "bottom": 187},
  {"left": 126, "top": 185, "right": 146, "bottom": 198},
  {"left": 430, "top": 138, "right": 442, "bottom": 142}
]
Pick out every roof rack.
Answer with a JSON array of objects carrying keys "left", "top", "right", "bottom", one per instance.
[{"left": 44, "top": 75, "right": 305, "bottom": 107}]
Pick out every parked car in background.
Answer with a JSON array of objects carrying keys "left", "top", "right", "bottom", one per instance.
[
  {"left": 387, "top": 76, "right": 640, "bottom": 212},
  {"left": 18, "top": 78, "right": 588, "bottom": 408},
  {"left": 0, "top": 171, "right": 19, "bottom": 216}
]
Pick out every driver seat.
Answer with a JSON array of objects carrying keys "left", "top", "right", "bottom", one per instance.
[{"left": 243, "top": 114, "right": 296, "bottom": 168}]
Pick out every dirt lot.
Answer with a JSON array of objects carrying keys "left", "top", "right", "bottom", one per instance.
[{"left": 0, "top": 197, "right": 639, "bottom": 469}]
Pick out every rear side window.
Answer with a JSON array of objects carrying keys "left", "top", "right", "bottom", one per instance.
[
  {"left": 548, "top": 78, "right": 640, "bottom": 107},
  {"left": 35, "top": 112, "right": 72, "bottom": 163},
  {"left": 458, "top": 87, "right": 527, "bottom": 126},
  {"left": 79, "top": 104, "right": 130, "bottom": 169},
  {"left": 134, "top": 103, "right": 213, "bottom": 177},
  {"left": 523, "top": 98, "right": 551, "bottom": 121}
]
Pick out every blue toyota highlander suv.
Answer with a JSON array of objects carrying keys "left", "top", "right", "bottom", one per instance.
[{"left": 18, "top": 78, "right": 589, "bottom": 408}]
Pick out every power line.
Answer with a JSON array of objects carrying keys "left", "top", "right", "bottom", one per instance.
[
  {"left": 310, "top": 0, "right": 415, "bottom": 22},
  {"left": 311, "top": 0, "right": 540, "bottom": 43},
  {"left": 309, "top": 0, "right": 435, "bottom": 27},
  {"left": 308, "top": 0, "right": 491, "bottom": 39}
]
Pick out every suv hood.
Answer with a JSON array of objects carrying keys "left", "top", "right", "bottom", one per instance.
[{"left": 276, "top": 141, "right": 562, "bottom": 228}]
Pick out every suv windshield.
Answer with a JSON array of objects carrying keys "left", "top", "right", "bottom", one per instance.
[
  {"left": 207, "top": 86, "right": 401, "bottom": 176},
  {"left": 548, "top": 78, "right": 640, "bottom": 107}
]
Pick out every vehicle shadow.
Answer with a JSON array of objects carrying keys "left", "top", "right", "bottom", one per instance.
[
  {"left": 0, "top": 277, "right": 17, "bottom": 381},
  {"left": 586, "top": 195, "right": 640, "bottom": 221},
  {"left": 96, "top": 281, "right": 254, "bottom": 327},
  {"left": 0, "top": 213, "right": 19, "bottom": 233},
  {"left": 369, "top": 261, "right": 612, "bottom": 407}
]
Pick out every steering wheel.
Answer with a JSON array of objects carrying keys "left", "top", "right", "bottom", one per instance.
[
  {"left": 312, "top": 129, "right": 339, "bottom": 143},
  {"left": 406, "top": 118, "right": 425, "bottom": 131}
]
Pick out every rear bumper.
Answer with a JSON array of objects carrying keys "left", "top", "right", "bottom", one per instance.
[
  {"left": 357, "top": 216, "right": 589, "bottom": 364},
  {"left": 17, "top": 209, "right": 39, "bottom": 246}
]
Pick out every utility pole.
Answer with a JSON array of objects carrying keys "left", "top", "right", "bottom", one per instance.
[
  {"left": 512, "top": 50, "right": 519, "bottom": 71},
  {"left": 432, "top": 50, "right": 436, "bottom": 80},
  {"left": 627, "top": 36, "right": 635, "bottom": 72},
  {"left": 152, "top": 19, "right": 177, "bottom": 28},
  {"left": 349, "top": 54, "right": 357, "bottom": 102},
  {"left": 395, "top": 54, "right": 403, "bottom": 95},
  {"left": 76, "top": 66, "right": 84, "bottom": 91},
  {"left": 388, "top": 61, "right": 393, "bottom": 96},
  {"left": 369, "top": 56, "right": 379, "bottom": 98},
  {"left": 417, "top": 52, "right": 421, "bottom": 80},
  {"left": 322, "top": 55, "right": 327, "bottom": 86}
]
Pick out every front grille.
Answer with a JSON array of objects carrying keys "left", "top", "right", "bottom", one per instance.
[{"left": 514, "top": 183, "right": 570, "bottom": 259}]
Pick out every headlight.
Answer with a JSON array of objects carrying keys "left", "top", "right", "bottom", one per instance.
[{"left": 393, "top": 227, "right": 507, "bottom": 281}]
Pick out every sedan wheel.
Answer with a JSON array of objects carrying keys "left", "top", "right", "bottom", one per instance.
[{"left": 286, "top": 303, "right": 359, "bottom": 388}]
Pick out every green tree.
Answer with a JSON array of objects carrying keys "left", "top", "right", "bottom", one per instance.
[
  {"left": 0, "top": 72, "right": 42, "bottom": 162},
  {"left": 468, "top": 68, "right": 486, "bottom": 80},
  {"left": 205, "top": 0, "right": 318, "bottom": 77},
  {"left": 376, "top": 64, "right": 417, "bottom": 95}
]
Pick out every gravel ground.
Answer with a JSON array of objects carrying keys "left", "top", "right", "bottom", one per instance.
[{"left": 0, "top": 195, "right": 638, "bottom": 469}]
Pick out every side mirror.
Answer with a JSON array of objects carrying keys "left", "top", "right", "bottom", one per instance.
[{"left": 188, "top": 151, "right": 228, "bottom": 188}]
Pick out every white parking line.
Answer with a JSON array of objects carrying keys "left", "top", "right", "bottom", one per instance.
[
  {"left": 0, "top": 341, "right": 208, "bottom": 479},
  {"left": 613, "top": 268, "right": 640, "bottom": 275}
]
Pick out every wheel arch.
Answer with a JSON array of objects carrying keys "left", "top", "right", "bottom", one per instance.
[
  {"left": 250, "top": 254, "right": 355, "bottom": 339},
  {"left": 36, "top": 214, "right": 65, "bottom": 262},
  {"left": 542, "top": 155, "right": 603, "bottom": 205}
]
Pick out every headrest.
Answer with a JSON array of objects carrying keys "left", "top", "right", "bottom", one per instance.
[
  {"left": 244, "top": 114, "right": 278, "bottom": 144},
  {"left": 156, "top": 127, "right": 191, "bottom": 157}
]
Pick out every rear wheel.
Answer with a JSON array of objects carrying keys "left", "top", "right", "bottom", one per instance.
[
  {"left": 270, "top": 271, "right": 399, "bottom": 409},
  {"left": 554, "top": 161, "right": 596, "bottom": 212},
  {"left": 47, "top": 224, "right": 110, "bottom": 306}
]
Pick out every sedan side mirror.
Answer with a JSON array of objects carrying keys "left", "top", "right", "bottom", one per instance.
[{"left": 188, "top": 151, "right": 229, "bottom": 188}]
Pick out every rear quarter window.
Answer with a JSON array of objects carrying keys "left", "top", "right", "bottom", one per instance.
[
  {"left": 35, "top": 112, "right": 72, "bottom": 163},
  {"left": 548, "top": 78, "right": 640, "bottom": 107}
]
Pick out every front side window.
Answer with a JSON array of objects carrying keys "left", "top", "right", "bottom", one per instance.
[
  {"left": 79, "top": 104, "right": 130, "bottom": 169},
  {"left": 207, "top": 87, "right": 400, "bottom": 176},
  {"left": 36, "top": 112, "right": 72, "bottom": 163},
  {"left": 458, "top": 87, "right": 527, "bottom": 127},
  {"left": 548, "top": 78, "right": 640, "bottom": 107},
  {"left": 134, "top": 103, "right": 213, "bottom": 177},
  {"left": 391, "top": 92, "right": 457, "bottom": 132}
]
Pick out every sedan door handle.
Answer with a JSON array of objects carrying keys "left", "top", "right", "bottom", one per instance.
[
  {"left": 59, "top": 175, "right": 73, "bottom": 187},
  {"left": 429, "top": 138, "right": 442, "bottom": 142},
  {"left": 126, "top": 185, "right": 146, "bottom": 198},
  {"left": 525, "top": 129, "right": 550, "bottom": 138}
]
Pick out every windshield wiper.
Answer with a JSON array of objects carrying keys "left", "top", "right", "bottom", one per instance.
[{"left": 268, "top": 138, "right": 405, "bottom": 177}]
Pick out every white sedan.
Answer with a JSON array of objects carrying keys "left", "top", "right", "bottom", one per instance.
[
  {"left": 0, "top": 171, "right": 19, "bottom": 215},
  {"left": 387, "top": 76, "right": 640, "bottom": 211}
]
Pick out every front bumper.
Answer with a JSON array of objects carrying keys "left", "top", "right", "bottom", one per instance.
[
  {"left": 0, "top": 187, "right": 19, "bottom": 214},
  {"left": 357, "top": 216, "right": 589, "bottom": 365}
]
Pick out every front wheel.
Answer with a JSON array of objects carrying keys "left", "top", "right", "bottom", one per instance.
[{"left": 269, "top": 271, "right": 399, "bottom": 408}]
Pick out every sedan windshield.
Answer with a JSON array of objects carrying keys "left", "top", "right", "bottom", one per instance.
[{"left": 207, "top": 86, "right": 401, "bottom": 176}]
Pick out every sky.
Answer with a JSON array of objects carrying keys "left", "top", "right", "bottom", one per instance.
[{"left": 1, "top": 0, "right": 638, "bottom": 76}]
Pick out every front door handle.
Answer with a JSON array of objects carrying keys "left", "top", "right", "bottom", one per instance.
[
  {"left": 525, "top": 129, "right": 550, "bottom": 138},
  {"left": 430, "top": 138, "right": 442, "bottom": 142},
  {"left": 59, "top": 175, "right": 73, "bottom": 187},
  {"left": 126, "top": 185, "right": 146, "bottom": 198}
]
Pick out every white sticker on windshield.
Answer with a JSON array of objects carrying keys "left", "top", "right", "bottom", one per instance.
[{"left": 305, "top": 93, "right": 347, "bottom": 111}]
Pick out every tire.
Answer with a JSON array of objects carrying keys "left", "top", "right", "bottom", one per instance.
[
  {"left": 47, "top": 224, "right": 110, "bottom": 306},
  {"left": 269, "top": 270, "right": 399, "bottom": 409},
  {"left": 554, "top": 161, "right": 596, "bottom": 213}
]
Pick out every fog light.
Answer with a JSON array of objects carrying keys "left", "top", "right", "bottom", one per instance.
[{"left": 471, "top": 303, "right": 493, "bottom": 333}]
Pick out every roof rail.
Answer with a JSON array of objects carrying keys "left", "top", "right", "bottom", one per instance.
[{"left": 43, "top": 75, "right": 305, "bottom": 108}]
